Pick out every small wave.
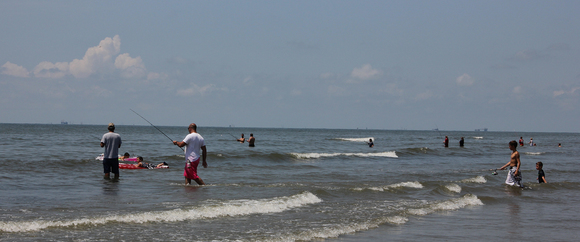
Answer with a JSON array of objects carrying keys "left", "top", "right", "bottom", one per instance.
[
  {"left": 279, "top": 215, "right": 408, "bottom": 241},
  {"left": 291, "top": 151, "right": 397, "bottom": 159},
  {"left": 459, "top": 176, "right": 487, "bottom": 184},
  {"left": 524, "top": 152, "right": 545, "bottom": 155},
  {"left": 445, "top": 183, "right": 462, "bottom": 193},
  {"left": 354, "top": 181, "right": 423, "bottom": 192},
  {"left": 406, "top": 194, "right": 483, "bottom": 216},
  {"left": 0, "top": 192, "right": 321, "bottom": 233},
  {"left": 334, "top": 137, "right": 374, "bottom": 142},
  {"left": 473, "top": 137, "right": 483, "bottom": 139}
]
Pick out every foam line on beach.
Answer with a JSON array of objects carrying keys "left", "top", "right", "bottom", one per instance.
[
  {"left": 523, "top": 152, "right": 545, "bottom": 155},
  {"left": 353, "top": 181, "right": 423, "bottom": 192},
  {"left": 276, "top": 216, "right": 408, "bottom": 241},
  {"left": 0, "top": 192, "right": 321, "bottom": 233},
  {"left": 406, "top": 194, "right": 483, "bottom": 216},
  {"left": 291, "top": 151, "right": 398, "bottom": 159},
  {"left": 458, "top": 175, "right": 487, "bottom": 184},
  {"left": 334, "top": 137, "right": 374, "bottom": 142}
]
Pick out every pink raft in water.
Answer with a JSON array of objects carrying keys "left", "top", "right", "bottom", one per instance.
[
  {"left": 119, "top": 163, "right": 169, "bottom": 169},
  {"left": 95, "top": 154, "right": 139, "bottom": 162}
]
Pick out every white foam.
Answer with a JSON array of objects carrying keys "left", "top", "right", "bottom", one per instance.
[
  {"left": 445, "top": 183, "right": 462, "bottom": 193},
  {"left": 356, "top": 181, "right": 423, "bottom": 192},
  {"left": 335, "top": 137, "right": 374, "bottom": 142},
  {"left": 277, "top": 215, "right": 408, "bottom": 241},
  {"left": 473, "top": 137, "right": 484, "bottom": 139},
  {"left": 291, "top": 151, "right": 397, "bottom": 159},
  {"left": 459, "top": 176, "right": 487, "bottom": 184},
  {"left": 0, "top": 192, "right": 321, "bottom": 233},
  {"left": 524, "top": 152, "right": 544, "bottom": 155},
  {"left": 407, "top": 194, "right": 483, "bottom": 216}
]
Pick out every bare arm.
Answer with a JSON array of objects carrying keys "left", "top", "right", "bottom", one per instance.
[
  {"left": 100, "top": 142, "right": 105, "bottom": 147},
  {"left": 515, "top": 152, "right": 521, "bottom": 175},
  {"left": 201, "top": 146, "right": 207, "bottom": 168},
  {"left": 499, "top": 161, "right": 511, "bottom": 170},
  {"left": 173, "top": 140, "right": 187, "bottom": 147}
]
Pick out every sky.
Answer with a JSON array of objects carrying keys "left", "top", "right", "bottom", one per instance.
[{"left": 1, "top": 0, "right": 579, "bottom": 132}]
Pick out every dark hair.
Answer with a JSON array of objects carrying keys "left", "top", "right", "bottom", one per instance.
[
  {"left": 124, "top": 152, "right": 130, "bottom": 157},
  {"left": 138, "top": 156, "right": 143, "bottom": 161},
  {"left": 509, "top": 140, "right": 518, "bottom": 147},
  {"left": 536, "top": 161, "right": 543, "bottom": 167}
]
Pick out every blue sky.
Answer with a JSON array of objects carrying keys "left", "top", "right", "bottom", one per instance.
[{"left": 1, "top": 0, "right": 579, "bottom": 132}]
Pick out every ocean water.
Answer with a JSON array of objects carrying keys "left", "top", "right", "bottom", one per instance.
[{"left": 1, "top": 124, "right": 579, "bottom": 241}]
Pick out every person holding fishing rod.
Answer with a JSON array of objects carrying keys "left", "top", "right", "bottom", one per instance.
[
  {"left": 173, "top": 123, "right": 208, "bottom": 185},
  {"left": 237, "top": 133, "right": 245, "bottom": 143},
  {"left": 496, "top": 140, "right": 523, "bottom": 188}
]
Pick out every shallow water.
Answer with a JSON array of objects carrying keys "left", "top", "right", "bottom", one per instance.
[{"left": 1, "top": 124, "right": 579, "bottom": 241}]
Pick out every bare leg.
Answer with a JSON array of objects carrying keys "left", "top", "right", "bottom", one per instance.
[
  {"left": 193, "top": 178, "right": 205, "bottom": 185},
  {"left": 185, "top": 178, "right": 191, "bottom": 185}
]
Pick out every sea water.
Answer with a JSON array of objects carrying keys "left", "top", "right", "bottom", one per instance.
[{"left": 0, "top": 124, "right": 579, "bottom": 241}]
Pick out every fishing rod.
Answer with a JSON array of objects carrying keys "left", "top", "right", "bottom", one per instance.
[
  {"left": 228, "top": 133, "right": 238, "bottom": 139},
  {"left": 130, "top": 109, "right": 184, "bottom": 151}
]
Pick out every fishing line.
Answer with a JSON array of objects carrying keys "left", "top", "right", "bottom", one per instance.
[{"left": 130, "top": 109, "right": 184, "bottom": 151}]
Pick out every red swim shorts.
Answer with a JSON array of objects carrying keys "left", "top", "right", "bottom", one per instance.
[{"left": 183, "top": 158, "right": 200, "bottom": 180}]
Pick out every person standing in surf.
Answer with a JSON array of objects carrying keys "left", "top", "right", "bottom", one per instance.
[
  {"left": 519, "top": 137, "right": 524, "bottom": 146},
  {"left": 444, "top": 136, "right": 449, "bottom": 147},
  {"left": 100, "top": 123, "right": 122, "bottom": 180},
  {"left": 459, "top": 137, "right": 464, "bottom": 147},
  {"left": 173, "top": 123, "right": 208, "bottom": 185},
  {"left": 247, "top": 133, "right": 255, "bottom": 147},
  {"left": 498, "top": 140, "right": 523, "bottom": 188},
  {"left": 237, "top": 133, "right": 245, "bottom": 143},
  {"left": 366, "top": 138, "right": 374, "bottom": 148}
]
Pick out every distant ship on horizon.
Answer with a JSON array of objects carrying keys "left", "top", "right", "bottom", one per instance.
[
  {"left": 475, "top": 128, "right": 488, "bottom": 131},
  {"left": 61, "top": 120, "right": 68, "bottom": 125}
]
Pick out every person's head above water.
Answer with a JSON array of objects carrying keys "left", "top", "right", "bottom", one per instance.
[
  {"left": 188, "top": 123, "right": 197, "bottom": 132},
  {"left": 107, "top": 123, "right": 115, "bottom": 132}
]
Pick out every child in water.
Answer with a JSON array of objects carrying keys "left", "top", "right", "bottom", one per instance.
[{"left": 537, "top": 162, "right": 547, "bottom": 183}]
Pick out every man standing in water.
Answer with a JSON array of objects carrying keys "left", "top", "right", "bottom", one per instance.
[
  {"left": 100, "top": 123, "right": 122, "bottom": 180},
  {"left": 247, "top": 133, "right": 255, "bottom": 147},
  {"left": 499, "top": 140, "right": 523, "bottom": 188},
  {"left": 444, "top": 136, "right": 449, "bottom": 147},
  {"left": 459, "top": 137, "right": 464, "bottom": 147},
  {"left": 173, "top": 123, "right": 208, "bottom": 185}
]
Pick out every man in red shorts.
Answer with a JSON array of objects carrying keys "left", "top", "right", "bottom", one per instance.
[{"left": 173, "top": 123, "right": 208, "bottom": 185}]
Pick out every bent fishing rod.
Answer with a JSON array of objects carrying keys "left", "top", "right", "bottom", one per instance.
[{"left": 130, "top": 109, "right": 184, "bottom": 151}]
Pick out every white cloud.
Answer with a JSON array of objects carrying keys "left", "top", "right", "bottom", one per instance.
[
  {"left": 456, "top": 73, "right": 475, "bottom": 86},
  {"left": 33, "top": 61, "right": 68, "bottom": 78},
  {"left": 4, "top": 35, "right": 155, "bottom": 80},
  {"left": 553, "top": 87, "right": 579, "bottom": 97},
  {"left": 69, "top": 35, "right": 121, "bottom": 78},
  {"left": 1, "top": 61, "right": 30, "bottom": 78},
  {"left": 350, "top": 64, "right": 382, "bottom": 80},
  {"left": 176, "top": 84, "right": 214, "bottom": 96},
  {"left": 115, "top": 53, "right": 147, "bottom": 79}
]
